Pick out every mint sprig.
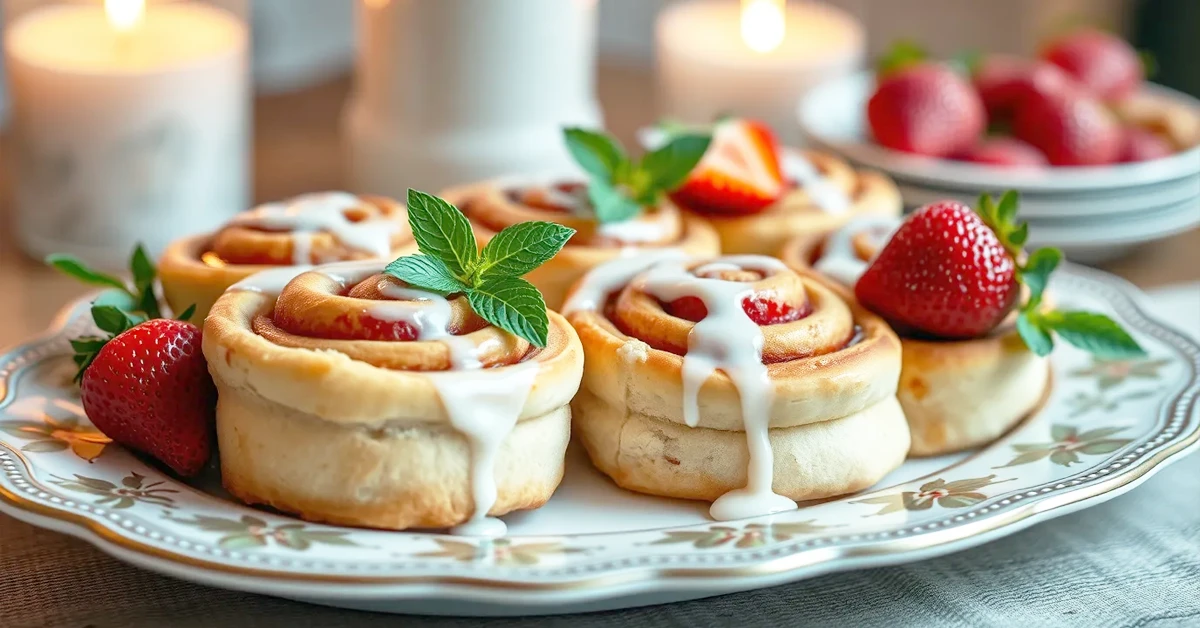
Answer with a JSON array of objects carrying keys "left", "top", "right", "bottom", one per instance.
[
  {"left": 384, "top": 189, "right": 574, "bottom": 347},
  {"left": 47, "top": 245, "right": 198, "bottom": 381},
  {"left": 975, "top": 191, "right": 1146, "bottom": 360},
  {"left": 562, "top": 127, "right": 710, "bottom": 224}
]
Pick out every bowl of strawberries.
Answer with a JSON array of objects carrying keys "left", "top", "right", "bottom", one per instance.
[{"left": 797, "top": 29, "right": 1200, "bottom": 262}]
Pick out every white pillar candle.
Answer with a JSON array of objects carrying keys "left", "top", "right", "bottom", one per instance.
[
  {"left": 343, "top": 0, "right": 603, "bottom": 195},
  {"left": 5, "top": 0, "right": 249, "bottom": 268},
  {"left": 656, "top": 0, "right": 864, "bottom": 144}
]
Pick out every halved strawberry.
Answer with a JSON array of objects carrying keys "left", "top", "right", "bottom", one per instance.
[{"left": 670, "top": 119, "right": 785, "bottom": 215}]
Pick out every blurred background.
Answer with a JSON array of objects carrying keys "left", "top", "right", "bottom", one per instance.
[{"left": 0, "top": 0, "right": 1196, "bottom": 345}]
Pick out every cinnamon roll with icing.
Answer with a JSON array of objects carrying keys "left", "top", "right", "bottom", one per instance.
[
  {"left": 202, "top": 261, "right": 583, "bottom": 533},
  {"left": 563, "top": 254, "right": 909, "bottom": 518},
  {"left": 782, "top": 217, "right": 1051, "bottom": 456},
  {"left": 441, "top": 177, "right": 719, "bottom": 310},
  {"left": 687, "top": 148, "right": 903, "bottom": 255},
  {"left": 160, "top": 192, "right": 416, "bottom": 321}
]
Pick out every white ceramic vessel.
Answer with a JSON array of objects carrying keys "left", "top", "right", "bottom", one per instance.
[{"left": 0, "top": 266, "right": 1196, "bottom": 616}]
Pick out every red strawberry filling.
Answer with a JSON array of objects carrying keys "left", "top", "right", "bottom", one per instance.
[
  {"left": 665, "top": 294, "right": 809, "bottom": 326},
  {"left": 273, "top": 309, "right": 421, "bottom": 342}
]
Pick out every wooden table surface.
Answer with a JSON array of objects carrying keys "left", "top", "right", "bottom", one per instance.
[{"left": 0, "top": 65, "right": 1197, "bottom": 350}]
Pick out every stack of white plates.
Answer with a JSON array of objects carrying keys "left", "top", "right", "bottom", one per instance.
[{"left": 798, "top": 72, "right": 1200, "bottom": 263}]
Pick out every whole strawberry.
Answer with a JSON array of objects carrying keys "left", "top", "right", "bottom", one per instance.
[
  {"left": 1041, "top": 29, "right": 1142, "bottom": 102},
  {"left": 972, "top": 55, "right": 1075, "bottom": 122},
  {"left": 956, "top": 137, "right": 1048, "bottom": 168},
  {"left": 77, "top": 318, "right": 215, "bottom": 477},
  {"left": 854, "top": 192, "right": 1146, "bottom": 360},
  {"left": 1014, "top": 89, "right": 1121, "bottom": 166},
  {"left": 855, "top": 200, "right": 1018, "bottom": 338},
  {"left": 868, "top": 63, "right": 985, "bottom": 157},
  {"left": 49, "top": 246, "right": 213, "bottom": 477}
]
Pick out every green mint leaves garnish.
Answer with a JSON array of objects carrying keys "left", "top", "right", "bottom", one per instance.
[
  {"left": 562, "top": 126, "right": 710, "bottom": 224},
  {"left": 384, "top": 189, "right": 574, "bottom": 347},
  {"left": 976, "top": 191, "right": 1146, "bottom": 360},
  {"left": 47, "top": 244, "right": 197, "bottom": 381}
]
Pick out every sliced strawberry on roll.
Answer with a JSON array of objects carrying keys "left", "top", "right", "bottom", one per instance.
[{"left": 670, "top": 118, "right": 786, "bottom": 215}]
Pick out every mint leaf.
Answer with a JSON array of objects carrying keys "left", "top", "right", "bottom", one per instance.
[
  {"left": 91, "top": 305, "right": 138, "bottom": 336},
  {"left": 467, "top": 276, "right": 549, "bottom": 347},
  {"left": 1041, "top": 311, "right": 1146, "bottom": 359},
  {"left": 384, "top": 255, "right": 469, "bottom": 296},
  {"left": 1020, "top": 247, "right": 1062, "bottom": 305},
  {"left": 588, "top": 177, "right": 643, "bottom": 224},
  {"left": 175, "top": 304, "right": 197, "bottom": 322},
  {"left": 1016, "top": 311, "right": 1053, "bottom": 357},
  {"left": 45, "top": 254, "right": 128, "bottom": 291},
  {"left": 563, "top": 128, "right": 627, "bottom": 180},
  {"left": 639, "top": 133, "right": 712, "bottom": 194},
  {"left": 405, "top": 189, "right": 479, "bottom": 280},
  {"left": 477, "top": 221, "right": 575, "bottom": 279}
]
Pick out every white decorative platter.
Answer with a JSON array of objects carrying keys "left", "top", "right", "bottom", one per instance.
[{"left": 1, "top": 265, "right": 1197, "bottom": 616}]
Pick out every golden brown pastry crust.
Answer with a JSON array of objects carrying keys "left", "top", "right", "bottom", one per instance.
[
  {"left": 202, "top": 267, "right": 584, "bottom": 530},
  {"left": 160, "top": 194, "right": 415, "bottom": 322}
]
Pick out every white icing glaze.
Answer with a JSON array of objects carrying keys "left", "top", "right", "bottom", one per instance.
[
  {"left": 372, "top": 282, "right": 483, "bottom": 370},
  {"left": 426, "top": 362, "right": 538, "bottom": 538},
  {"left": 228, "top": 192, "right": 400, "bottom": 263},
  {"left": 226, "top": 265, "right": 315, "bottom": 296},
  {"left": 635, "top": 255, "right": 797, "bottom": 521},
  {"left": 596, "top": 216, "right": 673, "bottom": 244},
  {"left": 561, "top": 249, "right": 689, "bottom": 316},
  {"left": 781, "top": 150, "right": 850, "bottom": 214},
  {"left": 813, "top": 216, "right": 902, "bottom": 286}
]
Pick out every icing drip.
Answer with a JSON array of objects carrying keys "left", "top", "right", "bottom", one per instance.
[
  {"left": 635, "top": 255, "right": 797, "bottom": 521},
  {"left": 813, "top": 216, "right": 902, "bottom": 286},
  {"left": 782, "top": 151, "right": 850, "bottom": 214},
  {"left": 237, "top": 259, "right": 532, "bottom": 537},
  {"left": 427, "top": 363, "right": 538, "bottom": 537},
  {"left": 228, "top": 192, "right": 400, "bottom": 264}
]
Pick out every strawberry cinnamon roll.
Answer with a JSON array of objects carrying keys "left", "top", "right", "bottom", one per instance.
[
  {"left": 563, "top": 254, "right": 908, "bottom": 517},
  {"left": 202, "top": 261, "right": 583, "bottom": 533},
  {"left": 441, "top": 177, "right": 719, "bottom": 310},
  {"left": 666, "top": 119, "right": 903, "bottom": 255},
  {"left": 160, "top": 193, "right": 416, "bottom": 321},
  {"left": 782, "top": 217, "right": 1051, "bottom": 456}
]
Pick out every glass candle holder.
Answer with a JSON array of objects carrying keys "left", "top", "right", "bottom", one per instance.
[{"left": 3, "top": 0, "right": 250, "bottom": 268}]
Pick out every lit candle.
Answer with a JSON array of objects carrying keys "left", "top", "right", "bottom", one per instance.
[
  {"left": 656, "top": 0, "right": 864, "bottom": 143},
  {"left": 5, "top": 0, "right": 249, "bottom": 268}
]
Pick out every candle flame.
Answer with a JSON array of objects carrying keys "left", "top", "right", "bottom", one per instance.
[
  {"left": 105, "top": 0, "right": 145, "bottom": 33},
  {"left": 740, "top": 0, "right": 786, "bottom": 54}
]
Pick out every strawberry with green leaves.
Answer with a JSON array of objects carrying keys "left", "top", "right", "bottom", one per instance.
[
  {"left": 47, "top": 248, "right": 213, "bottom": 477},
  {"left": 561, "top": 126, "right": 711, "bottom": 225},
  {"left": 855, "top": 191, "right": 1144, "bottom": 359},
  {"left": 384, "top": 189, "right": 574, "bottom": 347}
]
